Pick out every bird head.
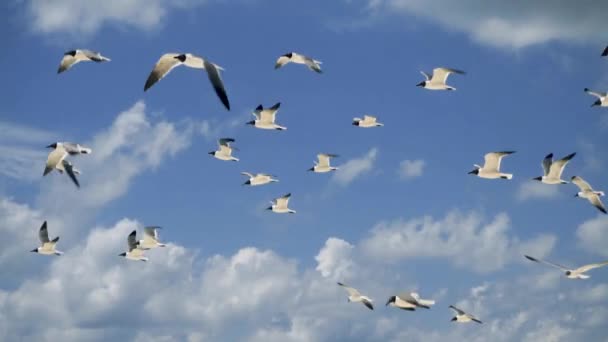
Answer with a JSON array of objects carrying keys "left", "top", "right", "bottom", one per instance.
[
  {"left": 532, "top": 176, "right": 543, "bottom": 181},
  {"left": 468, "top": 168, "right": 479, "bottom": 175},
  {"left": 352, "top": 120, "right": 359, "bottom": 126},
  {"left": 30, "top": 248, "right": 38, "bottom": 253},
  {"left": 243, "top": 180, "right": 251, "bottom": 186},
  {"left": 416, "top": 81, "right": 426, "bottom": 87},
  {"left": 283, "top": 52, "right": 293, "bottom": 58},
  {"left": 118, "top": 252, "right": 127, "bottom": 257},
  {"left": 46, "top": 142, "right": 58, "bottom": 149},
  {"left": 265, "top": 206, "right": 273, "bottom": 211},
  {"left": 451, "top": 317, "right": 457, "bottom": 322},
  {"left": 208, "top": 151, "right": 215, "bottom": 156},
  {"left": 385, "top": 296, "right": 397, "bottom": 306},
  {"left": 592, "top": 99, "right": 601, "bottom": 107},
  {"left": 565, "top": 270, "right": 571, "bottom": 276},
  {"left": 307, "top": 167, "right": 315, "bottom": 172},
  {"left": 246, "top": 120, "right": 255, "bottom": 126}
]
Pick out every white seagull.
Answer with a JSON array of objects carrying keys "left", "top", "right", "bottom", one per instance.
[
  {"left": 337, "top": 282, "right": 374, "bottom": 310},
  {"left": 241, "top": 172, "right": 278, "bottom": 186},
  {"left": 267, "top": 193, "right": 296, "bottom": 214},
  {"left": 30, "top": 221, "right": 63, "bottom": 256},
  {"left": 416, "top": 67, "right": 465, "bottom": 90},
  {"left": 449, "top": 305, "right": 482, "bottom": 324},
  {"left": 119, "top": 230, "right": 148, "bottom": 262},
  {"left": 533, "top": 152, "right": 576, "bottom": 185},
  {"left": 572, "top": 176, "right": 606, "bottom": 214},
  {"left": 144, "top": 53, "right": 230, "bottom": 110},
  {"left": 584, "top": 88, "right": 608, "bottom": 107},
  {"left": 352, "top": 115, "right": 383, "bottom": 128},
  {"left": 246, "top": 102, "right": 286, "bottom": 130},
  {"left": 209, "top": 138, "right": 239, "bottom": 162},
  {"left": 58, "top": 49, "right": 111, "bottom": 74},
  {"left": 44, "top": 142, "right": 92, "bottom": 188},
  {"left": 468, "top": 151, "right": 515, "bottom": 180},
  {"left": 137, "top": 226, "right": 166, "bottom": 250},
  {"left": 525, "top": 255, "right": 608, "bottom": 279},
  {"left": 275, "top": 52, "right": 322, "bottom": 73},
  {"left": 386, "top": 292, "right": 435, "bottom": 311},
  {"left": 309, "top": 153, "right": 339, "bottom": 173}
]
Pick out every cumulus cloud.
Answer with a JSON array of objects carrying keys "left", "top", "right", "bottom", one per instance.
[
  {"left": 398, "top": 159, "right": 425, "bottom": 180},
  {"left": 516, "top": 181, "right": 561, "bottom": 201},
  {"left": 360, "top": 0, "right": 608, "bottom": 49},
  {"left": 314, "top": 237, "right": 355, "bottom": 280},
  {"left": 26, "top": 0, "right": 210, "bottom": 37},
  {"left": 360, "top": 211, "right": 556, "bottom": 273},
  {"left": 332, "top": 148, "right": 378, "bottom": 186},
  {"left": 576, "top": 215, "right": 608, "bottom": 257}
]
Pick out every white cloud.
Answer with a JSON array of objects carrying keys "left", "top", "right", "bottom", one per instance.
[
  {"left": 576, "top": 215, "right": 608, "bottom": 257},
  {"left": 332, "top": 148, "right": 378, "bottom": 186},
  {"left": 397, "top": 159, "right": 425, "bottom": 180},
  {"left": 314, "top": 237, "right": 355, "bottom": 280},
  {"left": 26, "top": 0, "right": 209, "bottom": 37},
  {"left": 362, "top": 0, "right": 608, "bottom": 49},
  {"left": 516, "top": 181, "right": 561, "bottom": 201},
  {"left": 360, "top": 211, "right": 556, "bottom": 273}
]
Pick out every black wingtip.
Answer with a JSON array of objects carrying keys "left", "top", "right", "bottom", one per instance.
[
  {"left": 129, "top": 230, "right": 136, "bottom": 237},
  {"left": 255, "top": 104, "right": 263, "bottom": 111},
  {"left": 544, "top": 153, "right": 553, "bottom": 159},
  {"left": 524, "top": 255, "right": 537, "bottom": 262},
  {"left": 564, "top": 152, "right": 576, "bottom": 160},
  {"left": 52, "top": 236, "right": 60, "bottom": 243},
  {"left": 337, "top": 282, "right": 344, "bottom": 286}
]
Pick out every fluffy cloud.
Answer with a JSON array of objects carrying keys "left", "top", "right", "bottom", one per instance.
[
  {"left": 360, "top": 211, "right": 556, "bottom": 273},
  {"left": 516, "top": 181, "right": 561, "bottom": 201},
  {"left": 332, "top": 148, "right": 378, "bottom": 186},
  {"left": 397, "top": 159, "right": 425, "bottom": 180},
  {"left": 576, "top": 215, "right": 608, "bottom": 257},
  {"left": 361, "top": 0, "right": 608, "bottom": 49},
  {"left": 315, "top": 237, "right": 355, "bottom": 280}
]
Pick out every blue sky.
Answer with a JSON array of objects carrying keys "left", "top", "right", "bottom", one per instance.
[{"left": 1, "top": 0, "right": 608, "bottom": 341}]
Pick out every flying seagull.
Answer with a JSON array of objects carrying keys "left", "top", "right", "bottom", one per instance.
[
  {"left": 417, "top": 67, "right": 465, "bottom": 90},
  {"left": 57, "top": 49, "right": 111, "bottom": 74},
  {"left": 572, "top": 176, "right": 606, "bottom": 214},
  {"left": 30, "top": 221, "right": 63, "bottom": 256},
  {"left": 449, "top": 305, "right": 482, "bottom": 324},
  {"left": 386, "top": 292, "right": 435, "bottom": 311},
  {"left": 533, "top": 152, "right": 576, "bottom": 185},
  {"left": 209, "top": 138, "right": 239, "bottom": 162},
  {"left": 468, "top": 151, "right": 515, "bottom": 180},
  {"left": 44, "top": 142, "right": 92, "bottom": 188},
  {"left": 275, "top": 52, "right": 322, "bottom": 73},
  {"left": 337, "top": 282, "right": 374, "bottom": 310},
  {"left": 352, "top": 115, "right": 383, "bottom": 128},
  {"left": 137, "top": 226, "right": 166, "bottom": 250},
  {"left": 119, "top": 230, "right": 148, "bottom": 262},
  {"left": 524, "top": 255, "right": 608, "bottom": 279},
  {"left": 584, "top": 88, "right": 607, "bottom": 107},
  {"left": 144, "top": 53, "right": 230, "bottom": 110},
  {"left": 247, "top": 102, "right": 286, "bottom": 130},
  {"left": 241, "top": 172, "right": 278, "bottom": 186},
  {"left": 309, "top": 154, "right": 339, "bottom": 173},
  {"left": 267, "top": 193, "right": 296, "bottom": 214}
]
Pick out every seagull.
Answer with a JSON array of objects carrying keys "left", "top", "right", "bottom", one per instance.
[
  {"left": 209, "top": 138, "right": 239, "bottom": 162},
  {"left": 602, "top": 46, "right": 608, "bottom": 57},
  {"left": 137, "top": 226, "right": 166, "bottom": 250},
  {"left": 246, "top": 103, "right": 286, "bottom": 130},
  {"left": 352, "top": 115, "right": 383, "bottom": 128},
  {"left": 119, "top": 230, "right": 148, "bottom": 262},
  {"left": 524, "top": 255, "right": 608, "bottom": 279},
  {"left": 309, "top": 154, "right": 339, "bottom": 173},
  {"left": 468, "top": 151, "right": 515, "bottom": 180},
  {"left": 30, "top": 221, "right": 63, "bottom": 256},
  {"left": 533, "top": 153, "right": 576, "bottom": 185},
  {"left": 144, "top": 53, "right": 230, "bottom": 110},
  {"left": 572, "top": 176, "right": 606, "bottom": 214},
  {"left": 386, "top": 292, "right": 435, "bottom": 311},
  {"left": 266, "top": 193, "right": 296, "bottom": 214},
  {"left": 275, "top": 52, "right": 322, "bottom": 73},
  {"left": 449, "top": 305, "right": 482, "bottom": 324},
  {"left": 44, "top": 142, "right": 92, "bottom": 188},
  {"left": 241, "top": 172, "right": 278, "bottom": 186},
  {"left": 416, "top": 67, "right": 465, "bottom": 90},
  {"left": 337, "top": 282, "right": 374, "bottom": 310},
  {"left": 584, "top": 88, "right": 607, "bottom": 107},
  {"left": 57, "top": 49, "right": 111, "bottom": 74}
]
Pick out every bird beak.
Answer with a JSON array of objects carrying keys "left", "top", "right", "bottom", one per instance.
[
  {"left": 118, "top": 252, "right": 126, "bottom": 257},
  {"left": 265, "top": 206, "right": 272, "bottom": 210},
  {"left": 416, "top": 81, "right": 425, "bottom": 87},
  {"left": 468, "top": 169, "right": 478, "bottom": 175},
  {"left": 307, "top": 167, "right": 314, "bottom": 172},
  {"left": 451, "top": 317, "right": 457, "bottom": 322},
  {"left": 532, "top": 176, "right": 542, "bottom": 181},
  {"left": 208, "top": 152, "right": 214, "bottom": 155},
  {"left": 30, "top": 249, "right": 37, "bottom": 253}
]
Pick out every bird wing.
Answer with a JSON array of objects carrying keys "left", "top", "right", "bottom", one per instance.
[
  {"left": 38, "top": 221, "right": 50, "bottom": 243},
  {"left": 203, "top": 59, "right": 231, "bottom": 111},
  {"left": 362, "top": 298, "right": 374, "bottom": 310},
  {"left": 275, "top": 193, "right": 291, "bottom": 208},
  {"left": 449, "top": 305, "right": 466, "bottom": 315},
  {"left": 524, "top": 255, "right": 569, "bottom": 271},
  {"left": 303, "top": 55, "right": 322, "bottom": 73},
  {"left": 241, "top": 172, "right": 254, "bottom": 178},
  {"left": 44, "top": 147, "right": 68, "bottom": 175},
  {"left": 317, "top": 154, "right": 331, "bottom": 168},
  {"left": 432, "top": 67, "right": 465, "bottom": 84},
  {"left": 588, "top": 195, "right": 607, "bottom": 214},
  {"left": 541, "top": 153, "right": 553, "bottom": 176},
  {"left": 337, "top": 282, "right": 360, "bottom": 297},
  {"left": 575, "top": 261, "right": 608, "bottom": 273},
  {"left": 548, "top": 153, "right": 575, "bottom": 179},
  {"left": 127, "top": 230, "right": 138, "bottom": 251},
  {"left": 219, "top": 138, "right": 235, "bottom": 147},
  {"left": 62, "top": 159, "right": 80, "bottom": 188},
  {"left": 571, "top": 176, "right": 593, "bottom": 192},
  {"left": 62, "top": 142, "right": 88, "bottom": 155},
  {"left": 80, "top": 50, "right": 107, "bottom": 62},
  {"left": 275, "top": 55, "right": 291, "bottom": 69},
  {"left": 144, "top": 226, "right": 161, "bottom": 242},
  {"left": 585, "top": 88, "right": 606, "bottom": 98},
  {"left": 484, "top": 151, "right": 514, "bottom": 172},
  {"left": 58, "top": 54, "right": 77, "bottom": 73},
  {"left": 420, "top": 70, "right": 430, "bottom": 80},
  {"left": 144, "top": 53, "right": 182, "bottom": 91},
  {"left": 363, "top": 115, "right": 376, "bottom": 123}
]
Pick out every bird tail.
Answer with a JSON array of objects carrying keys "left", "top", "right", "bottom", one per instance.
[{"left": 595, "top": 191, "right": 605, "bottom": 197}]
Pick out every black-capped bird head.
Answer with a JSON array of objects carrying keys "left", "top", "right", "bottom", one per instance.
[
  {"left": 468, "top": 168, "right": 479, "bottom": 175},
  {"left": 30, "top": 248, "right": 38, "bottom": 253},
  {"left": 119, "top": 252, "right": 127, "bottom": 257},
  {"left": 246, "top": 120, "right": 255, "bottom": 126},
  {"left": 451, "top": 317, "right": 457, "bottom": 322},
  {"left": 385, "top": 296, "right": 397, "bottom": 306},
  {"left": 592, "top": 99, "right": 602, "bottom": 107},
  {"left": 46, "top": 142, "right": 58, "bottom": 149},
  {"left": 532, "top": 176, "right": 543, "bottom": 181},
  {"left": 416, "top": 81, "right": 426, "bottom": 87}
]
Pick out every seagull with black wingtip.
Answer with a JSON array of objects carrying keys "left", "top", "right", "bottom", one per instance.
[
  {"left": 525, "top": 255, "right": 608, "bottom": 279},
  {"left": 571, "top": 176, "right": 606, "bottom": 214},
  {"left": 275, "top": 52, "right": 322, "bottom": 73},
  {"left": 241, "top": 172, "right": 278, "bottom": 186},
  {"left": 119, "top": 230, "right": 148, "bottom": 262},
  {"left": 386, "top": 291, "right": 435, "bottom": 311},
  {"left": 247, "top": 102, "right": 286, "bottom": 130},
  {"left": 417, "top": 67, "right": 465, "bottom": 90},
  {"left": 468, "top": 151, "right": 515, "bottom": 180},
  {"left": 352, "top": 115, "right": 383, "bottom": 128},
  {"left": 209, "top": 138, "right": 239, "bottom": 162},
  {"left": 44, "top": 142, "right": 92, "bottom": 188},
  {"left": 449, "top": 305, "right": 482, "bottom": 324},
  {"left": 337, "top": 282, "right": 374, "bottom": 310},
  {"left": 267, "top": 193, "right": 296, "bottom": 214},
  {"left": 532, "top": 152, "right": 576, "bottom": 185},
  {"left": 308, "top": 154, "right": 339, "bottom": 173},
  {"left": 57, "top": 49, "right": 111, "bottom": 74},
  {"left": 30, "top": 221, "right": 63, "bottom": 256},
  {"left": 584, "top": 88, "right": 607, "bottom": 107}
]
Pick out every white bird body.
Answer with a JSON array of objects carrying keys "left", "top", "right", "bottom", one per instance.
[
  {"left": 417, "top": 68, "right": 465, "bottom": 91},
  {"left": 242, "top": 172, "right": 278, "bottom": 186},
  {"left": 534, "top": 153, "right": 576, "bottom": 185},
  {"left": 267, "top": 193, "right": 296, "bottom": 214},
  {"left": 120, "top": 230, "right": 148, "bottom": 262},
  {"left": 310, "top": 154, "right": 339, "bottom": 173},
  {"left": 275, "top": 52, "right": 322, "bottom": 73},
  {"left": 337, "top": 282, "right": 374, "bottom": 310},
  {"left": 352, "top": 115, "right": 383, "bottom": 128},
  {"left": 210, "top": 138, "right": 239, "bottom": 162},
  {"left": 137, "top": 226, "right": 166, "bottom": 250},
  {"left": 469, "top": 151, "right": 515, "bottom": 179},
  {"left": 450, "top": 305, "right": 482, "bottom": 324},
  {"left": 58, "top": 49, "right": 111, "bottom": 73},
  {"left": 386, "top": 292, "right": 435, "bottom": 311},
  {"left": 525, "top": 255, "right": 608, "bottom": 279},
  {"left": 584, "top": 88, "right": 608, "bottom": 107},
  {"left": 572, "top": 176, "right": 607, "bottom": 214},
  {"left": 31, "top": 221, "right": 62, "bottom": 256},
  {"left": 248, "top": 103, "right": 286, "bottom": 130},
  {"left": 44, "top": 142, "right": 92, "bottom": 188}
]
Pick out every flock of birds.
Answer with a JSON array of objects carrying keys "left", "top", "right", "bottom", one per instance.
[{"left": 30, "top": 45, "right": 608, "bottom": 325}]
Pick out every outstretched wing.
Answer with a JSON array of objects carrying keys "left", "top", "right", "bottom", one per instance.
[
  {"left": 575, "top": 261, "right": 608, "bottom": 274},
  {"left": 38, "top": 221, "right": 50, "bottom": 244},
  {"left": 62, "top": 159, "right": 80, "bottom": 188},
  {"left": 548, "top": 153, "right": 575, "bottom": 179},
  {"left": 525, "top": 255, "right": 569, "bottom": 271},
  {"left": 337, "top": 282, "right": 360, "bottom": 297},
  {"left": 144, "top": 53, "right": 182, "bottom": 91},
  {"left": 449, "top": 305, "right": 465, "bottom": 315},
  {"left": 203, "top": 59, "right": 230, "bottom": 110},
  {"left": 571, "top": 176, "right": 593, "bottom": 192}
]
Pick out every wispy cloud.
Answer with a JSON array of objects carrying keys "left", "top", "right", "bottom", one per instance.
[
  {"left": 516, "top": 181, "right": 561, "bottom": 201},
  {"left": 397, "top": 159, "right": 425, "bottom": 180},
  {"left": 576, "top": 215, "right": 608, "bottom": 257},
  {"left": 332, "top": 148, "right": 378, "bottom": 186}
]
